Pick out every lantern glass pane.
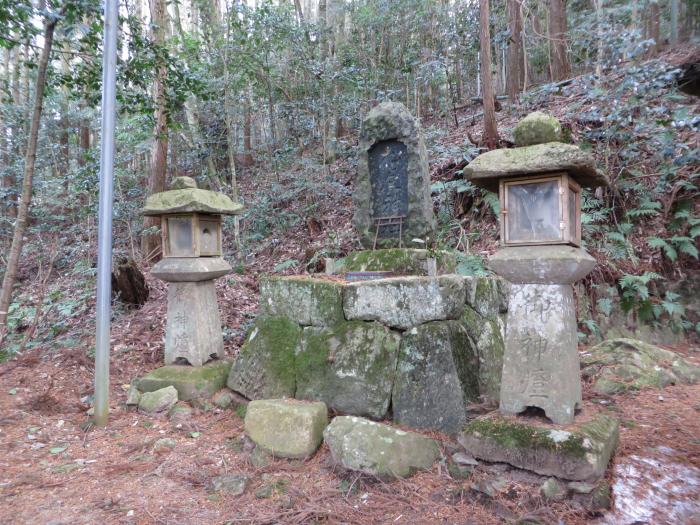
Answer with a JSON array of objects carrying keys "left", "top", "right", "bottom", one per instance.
[
  {"left": 167, "top": 217, "right": 194, "bottom": 256},
  {"left": 568, "top": 186, "right": 577, "bottom": 242},
  {"left": 506, "top": 180, "right": 562, "bottom": 243},
  {"left": 199, "top": 219, "right": 220, "bottom": 255}
]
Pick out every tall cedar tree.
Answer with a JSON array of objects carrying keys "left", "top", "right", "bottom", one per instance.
[
  {"left": 479, "top": 0, "right": 499, "bottom": 148},
  {"left": 506, "top": 0, "right": 524, "bottom": 102},
  {"left": 549, "top": 0, "right": 571, "bottom": 80},
  {"left": 141, "top": 0, "right": 169, "bottom": 261}
]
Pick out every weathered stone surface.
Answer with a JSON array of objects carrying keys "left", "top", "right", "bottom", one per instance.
[
  {"left": 126, "top": 383, "right": 141, "bottom": 406},
  {"left": 488, "top": 246, "right": 596, "bottom": 285},
  {"left": 353, "top": 102, "right": 437, "bottom": 248},
  {"left": 138, "top": 361, "right": 232, "bottom": 401},
  {"left": 296, "top": 321, "right": 400, "bottom": 419},
  {"left": 465, "top": 142, "right": 607, "bottom": 192},
  {"left": 170, "top": 176, "right": 197, "bottom": 190},
  {"left": 461, "top": 306, "right": 505, "bottom": 405},
  {"left": 153, "top": 437, "right": 177, "bottom": 452},
  {"left": 458, "top": 413, "right": 619, "bottom": 482},
  {"left": 514, "top": 112, "right": 562, "bottom": 147},
  {"left": 581, "top": 338, "right": 700, "bottom": 395},
  {"left": 463, "top": 276, "right": 509, "bottom": 318},
  {"left": 392, "top": 320, "right": 479, "bottom": 433},
  {"left": 500, "top": 284, "right": 581, "bottom": 425},
  {"left": 138, "top": 386, "right": 178, "bottom": 414},
  {"left": 209, "top": 474, "right": 250, "bottom": 496},
  {"left": 227, "top": 317, "right": 301, "bottom": 399},
  {"left": 343, "top": 275, "right": 465, "bottom": 329},
  {"left": 244, "top": 399, "right": 328, "bottom": 458},
  {"left": 334, "top": 248, "right": 457, "bottom": 276},
  {"left": 540, "top": 477, "right": 568, "bottom": 501},
  {"left": 259, "top": 277, "right": 344, "bottom": 326},
  {"left": 211, "top": 389, "right": 248, "bottom": 410},
  {"left": 323, "top": 416, "right": 440, "bottom": 479},
  {"left": 151, "top": 257, "right": 232, "bottom": 282},
  {"left": 162, "top": 280, "right": 225, "bottom": 366},
  {"left": 143, "top": 187, "right": 243, "bottom": 216}
]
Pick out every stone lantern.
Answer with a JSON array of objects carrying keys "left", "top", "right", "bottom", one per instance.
[
  {"left": 143, "top": 176, "right": 243, "bottom": 367},
  {"left": 465, "top": 112, "right": 607, "bottom": 424}
]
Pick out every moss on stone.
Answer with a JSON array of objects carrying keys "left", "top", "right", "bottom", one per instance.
[
  {"left": 336, "top": 249, "right": 457, "bottom": 275},
  {"left": 463, "top": 415, "right": 618, "bottom": 459},
  {"left": 143, "top": 187, "right": 244, "bottom": 216},
  {"left": 259, "top": 276, "right": 344, "bottom": 326},
  {"left": 227, "top": 316, "right": 301, "bottom": 399},
  {"left": 138, "top": 361, "right": 232, "bottom": 401},
  {"left": 513, "top": 111, "right": 562, "bottom": 146}
]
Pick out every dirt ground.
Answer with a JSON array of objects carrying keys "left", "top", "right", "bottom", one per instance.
[{"left": 1, "top": 313, "right": 699, "bottom": 525}]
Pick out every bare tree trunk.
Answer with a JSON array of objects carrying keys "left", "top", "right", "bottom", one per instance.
[
  {"left": 0, "top": 8, "right": 62, "bottom": 339},
  {"left": 141, "top": 0, "right": 169, "bottom": 261},
  {"left": 479, "top": 0, "right": 499, "bottom": 149},
  {"left": 241, "top": 89, "right": 254, "bottom": 166},
  {"left": 548, "top": 0, "right": 571, "bottom": 80},
  {"left": 506, "top": 0, "right": 524, "bottom": 103},
  {"left": 1, "top": 48, "right": 15, "bottom": 219},
  {"left": 670, "top": 0, "right": 679, "bottom": 44},
  {"left": 648, "top": 0, "right": 661, "bottom": 54},
  {"left": 593, "top": 0, "right": 604, "bottom": 79}
]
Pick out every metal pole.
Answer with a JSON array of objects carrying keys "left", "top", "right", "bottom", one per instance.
[{"left": 94, "top": 0, "right": 118, "bottom": 427}]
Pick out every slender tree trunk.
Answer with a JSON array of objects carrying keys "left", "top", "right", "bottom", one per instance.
[
  {"left": 479, "top": 0, "right": 499, "bottom": 149},
  {"left": 1, "top": 49, "right": 15, "bottom": 219},
  {"left": 593, "top": 0, "right": 604, "bottom": 79},
  {"left": 0, "top": 9, "right": 61, "bottom": 339},
  {"left": 141, "top": 0, "right": 169, "bottom": 260},
  {"left": 506, "top": 0, "right": 524, "bottom": 103},
  {"left": 242, "top": 89, "right": 254, "bottom": 165},
  {"left": 648, "top": 0, "right": 661, "bottom": 54},
  {"left": 670, "top": 0, "right": 679, "bottom": 44},
  {"left": 548, "top": 0, "right": 571, "bottom": 80}
]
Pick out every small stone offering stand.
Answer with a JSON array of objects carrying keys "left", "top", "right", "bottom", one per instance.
[
  {"left": 458, "top": 112, "right": 620, "bottom": 482},
  {"left": 134, "top": 177, "right": 243, "bottom": 403}
]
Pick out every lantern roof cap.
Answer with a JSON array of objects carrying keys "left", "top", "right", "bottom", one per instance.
[
  {"left": 464, "top": 142, "right": 608, "bottom": 192},
  {"left": 143, "top": 178, "right": 243, "bottom": 216}
]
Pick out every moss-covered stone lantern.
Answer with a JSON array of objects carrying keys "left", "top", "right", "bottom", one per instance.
[
  {"left": 465, "top": 112, "right": 608, "bottom": 425},
  {"left": 143, "top": 176, "right": 244, "bottom": 366}
]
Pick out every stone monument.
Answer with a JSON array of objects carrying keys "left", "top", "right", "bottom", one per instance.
[
  {"left": 142, "top": 176, "right": 244, "bottom": 366},
  {"left": 352, "top": 101, "right": 436, "bottom": 248},
  {"left": 465, "top": 112, "right": 607, "bottom": 424}
]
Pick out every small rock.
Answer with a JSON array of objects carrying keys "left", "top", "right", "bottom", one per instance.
[
  {"left": 245, "top": 399, "right": 328, "bottom": 458},
  {"left": 568, "top": 481, "right": 595, "bottom": 494},
  {"left": 540, "top": 477, "right": 568, "bottom": 501},
  {"left": 587, "top": 481, "right": 612, "bottom": 512},
  {"left": 323, "top": 416, "right": 440, "bottom": 479},
  {"left": 126, "top": 384, "right": 141, "bottom": 406},
  {"left": 168, "top": 402, "right": 193, "bottom": 422},
  {"left": 255, "top": 484, "right": 273, "bottom": 499},
  {"left": 138, "top": 386, "right": 178, "bottom": 415},
  {"left": 452, "top": 452, "right": 479, "bottom": 466},
  {"left": 471, "top": 477, "right": 508, "bottom": 498},
  {"left": 250, "top": 447, "right": 272, "bottom": 468},
  {"left": 447, "top": 461, "right": 472, "bottom": 480},
  {"left": 211, "top": 389, "right": 246, "bottom": 409},
  {"left": 153, "top": 438, "right": 177, "bottom": 452},
  {"left": 209, "top": 474, "right": 250, "bottom": 496}
]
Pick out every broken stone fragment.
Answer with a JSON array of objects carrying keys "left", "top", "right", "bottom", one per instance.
[
  {"left": 244, "top": 399, "right": 328, "bottom": 459},
  {"left": 209, "top": 474, "right": 250, "bottom": 496},
  {"left": 540, "top": 477, "right": 568, "bottom": 501},
  {"left": 323, "top": 416, "right": 440, "bottom": 479},
  {"left": 138, "top": 386, "right": 178, "bottom": 415}
]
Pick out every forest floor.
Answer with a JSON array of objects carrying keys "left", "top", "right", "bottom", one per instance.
[{"left": 1, "top": 49, "right": 700, "bottom": 524}]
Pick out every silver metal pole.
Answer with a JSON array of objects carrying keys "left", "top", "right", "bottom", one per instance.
[{"left": 94, "top": 0, "right": 118, "bottom": 427}]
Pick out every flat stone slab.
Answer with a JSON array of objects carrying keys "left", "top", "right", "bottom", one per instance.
[
  {"left": 227, "top": 316, "right": 300, "bottom": 399},
  {"left": 296, "top": 321, "right": 401, "bottom": 419},
  {"left": 458, "top": 413, "right": 620, "bottom": 481},
  {"left": 259, "top": 277, "right": 344, "bottom": 326},
  {"left": 343, "top": 275, "right": 465, "bottom": 329},
  {"left": 138, "top": 361, "right": 231, "bottom": 401},
  {"left": 151, "top": 257, "right": 232, "bottom": 282},
  {"left": 392, "top": 320, "right": 478, "bottom": 434},
  {"left": 488, "top": 246, "right": 596, "bottom": 285},
  {"left": 334, "top": 249, "right": 456, "bottom": 276},
  {"left": 245, "top": 399, "right": 328, "bottom": 458},
  {"left": 324, "top": 416, "right": 440, "bottom": 479}
]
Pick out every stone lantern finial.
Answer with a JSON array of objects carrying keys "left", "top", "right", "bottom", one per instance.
[
  {"left": 513, "top": 111, "right": 563, "bottom": 146},
  {"left": 170, "top": 176, "right": 198, "bottom": 190}
]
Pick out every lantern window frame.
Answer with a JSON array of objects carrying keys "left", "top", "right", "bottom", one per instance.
[
  {"left": 499, "top": 172, "right": 581, "bottom": 247},
  {"left": 161, "top": 213, "right": 223, "bottom": 258}
]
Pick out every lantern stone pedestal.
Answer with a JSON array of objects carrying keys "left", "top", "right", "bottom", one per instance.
[{"left": 490, "top": 246, "right": 595, "bottom": 424}]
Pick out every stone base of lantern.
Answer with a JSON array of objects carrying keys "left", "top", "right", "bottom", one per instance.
[
  {"left": 138, "top": 360, "right": 232, "bottom": 401},
  {"left": 164, "top": 279, "right": 225, "bottom": 366},
  {"left": 499, "top": 283, "right": 581, "bottom": 425}
]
